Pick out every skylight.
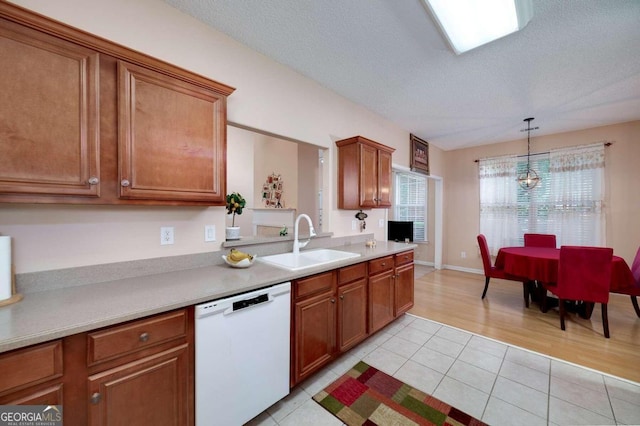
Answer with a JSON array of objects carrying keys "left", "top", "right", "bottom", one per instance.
[{"left": 423, "top": 0, "right": 533, "bottom": 54}]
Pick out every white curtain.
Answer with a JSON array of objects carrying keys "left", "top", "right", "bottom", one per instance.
[
  {"left": 479, "top": 155, "right": 519, "bottom": 255},
  {"left": 547, "top": 143, "right": 605, "bottom": 246}
]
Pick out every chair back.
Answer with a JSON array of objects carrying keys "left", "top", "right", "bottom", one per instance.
[
  {"left": 557, "top": 246, "right": 613, "bottom": 303},
  {"left": 631, "top": 246, "right": 640, "bottom": 284},
  {"left": 524, "top": 233, "right": 556, "bottom": 248},
  {"left": 476, "top": 234, "right": 492, "bottom": 275}
]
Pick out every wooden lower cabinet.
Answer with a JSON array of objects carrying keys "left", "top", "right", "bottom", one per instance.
[
  {"left": 292, "top": 289, "right": 336, "bottom": 385},
  {"left": 291, "top": 271, "right": 336, "bottom": 386},
  {"left": 369, "top": 269, "right": 395, "bottom": 333},
  {"left": 87, "top": 344, "right": 190, "bottom": 426},
  {"left": 291, "top": 264, "right": 369, "bottom": 387},
  {"left": 337, "top": 263, "right": 368, "bottom": 352},
  {"left": 395, "top": 262, "right": 415, "bottom": 316},
  {"left": 337, "top": 278, "right": 368, "bottom": 352},
  {"left": 85, "top": 308, "right": 193, "bottom": 426},
  {"left": 0, "top": 340, "right": 64, "bottom": 406},
  {"left": 368, "top": 255, "right": 396, "bottom": 334},
  {"left": 0, "top": 308, "right": 194, "bottom": 426},
  {"left": 291, "top": 253, "right": 415, "bottom": 387}
]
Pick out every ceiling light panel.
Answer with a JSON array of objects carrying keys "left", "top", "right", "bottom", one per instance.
[{"left": 424, "top": 0, "right": 533, "bottom": 54}]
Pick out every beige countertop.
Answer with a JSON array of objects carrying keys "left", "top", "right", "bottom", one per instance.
[{"left": 0, "top": 241, "right": 416, "bottom": 353}]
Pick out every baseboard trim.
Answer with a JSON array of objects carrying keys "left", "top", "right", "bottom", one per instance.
[{"left": 442, "top": 264, "right": 483, "bottom": 275}]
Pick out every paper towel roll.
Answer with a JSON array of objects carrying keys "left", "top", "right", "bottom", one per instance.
[{"left": 0, "top": 236, "right": 12, "bottom": 301}]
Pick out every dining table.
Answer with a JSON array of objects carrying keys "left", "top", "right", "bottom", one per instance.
[
  {"left": 494, "top": 246, "right": 639, "bottom": 316},
  {"left": 495, "top": 247, "right": 636, "bottom": 292}
]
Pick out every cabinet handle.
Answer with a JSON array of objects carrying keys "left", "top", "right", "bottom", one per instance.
[
  {"left": 88, "top": 176, "right": 99, "bottom": 185},
  {"left": 91, "top": 392, "right": 102, "bottom": 404},
  {"left": 331, "top": 298, "right": 335, "bottom": 304},
  {"left": 121, "top": 179, "right": 130, "bottom": 187},
  {"left": 139, "top": 332, "right": 150, "bottom": 343},
  {"left": 339, "top": 295, "right": 344, "bottom": 300},
  {"left": 381, "top": 262, "right": 386, "bottom": 267}
]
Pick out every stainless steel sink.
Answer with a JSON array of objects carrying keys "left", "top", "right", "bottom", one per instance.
[{"left": 258, "top": 248, "right": 360, "bottom": 271}]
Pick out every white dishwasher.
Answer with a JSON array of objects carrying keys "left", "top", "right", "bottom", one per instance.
[{"left": 195, "top": 281, "right": 291, "bottom": 426}]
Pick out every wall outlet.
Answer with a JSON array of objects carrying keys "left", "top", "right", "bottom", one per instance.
[
  {"left": 378, "top": 219, "right": 384, "bottom": 228},
  {"left": 160, "top": 227, "right": 174, "bottom": 245},
  {"left": 461, "top": 251, "right": 467, "bottom": 259},
  {"left": 204, "top": 225, "right": 216, "bottom": 242},
  {"left": 351, "top": 220, "right": 357, "bottom": 231}
]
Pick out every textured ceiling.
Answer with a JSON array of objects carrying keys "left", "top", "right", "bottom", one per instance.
[{"left": 162, "top": 0, "right": 640, "bottom": 151}]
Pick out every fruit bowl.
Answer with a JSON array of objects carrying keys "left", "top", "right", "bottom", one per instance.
[{"left": 222, "top": 254, "right": 257, "bottom": 268}]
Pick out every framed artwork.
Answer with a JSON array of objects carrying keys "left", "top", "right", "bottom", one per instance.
[
  {"left": 262, "top": 172, "right": 284, "bottom": 207},
  {"left": 410, "top": 134, "right": 429, "bottom": 175}
]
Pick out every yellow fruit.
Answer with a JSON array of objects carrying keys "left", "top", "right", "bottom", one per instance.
[{"left": 228, "top": 249, "right": 253, "bottom": 263}]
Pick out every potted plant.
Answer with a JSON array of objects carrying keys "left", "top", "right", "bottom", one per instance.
[{"left": 225, "top": 192, "right": 246, "bottom": 240}]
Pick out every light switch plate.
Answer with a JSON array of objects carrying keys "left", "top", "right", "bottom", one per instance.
[
  {"left": 205, "top": 225, "right": 216, "bottom": 242},
  {"left": 378, "top": 219, "right": 384, "bottom": 228}
]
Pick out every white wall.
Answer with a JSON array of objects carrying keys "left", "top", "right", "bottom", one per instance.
[{"left": 3, "top": 0, "right": 420, "bottom": 273}]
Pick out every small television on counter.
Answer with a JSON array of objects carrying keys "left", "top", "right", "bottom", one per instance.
[{"left": 387, "top": 221, "right": 413, "bottom": 242}]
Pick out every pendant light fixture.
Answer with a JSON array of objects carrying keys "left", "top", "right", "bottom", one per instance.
[{"left": 517, "top": 117, "right": 540, "bottom": 190}]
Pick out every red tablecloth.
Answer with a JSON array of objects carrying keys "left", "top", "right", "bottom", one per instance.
[{"left": 495, "top": 247, "right": 639, "bottom": 295}]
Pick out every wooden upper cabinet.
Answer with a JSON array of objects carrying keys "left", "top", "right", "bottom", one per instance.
[
  {"left": 0, "top": 18, "right": 100, "bottom": 197},
  {"left": 118, "top": 61, "right": 226, "bottom": 203},
  {"left": 336, "top": 136, "right": 395, "bottom": 209},
  {"left": 0, "top": 2, "right": 234, "bottom": 205}
]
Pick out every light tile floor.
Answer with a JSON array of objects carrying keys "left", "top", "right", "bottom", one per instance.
[{"left": 247, "top": 314, "right": 640, "bottom": 426}]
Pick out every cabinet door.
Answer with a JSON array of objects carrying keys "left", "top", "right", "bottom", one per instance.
[
  {"left": 395, "top": 262, "right": 415, "bottom": 316},
  {"left": 359, "top": 143, "right": 379, "bottom": 208},
  {"left": 0, "top": 340, "right": 64, "bottom": 406},
  {"left": 369, "top": 270, "right": 395, "bottom": 333},
  {"left": 87, "top": 344, "right": 189, "bottom": 426},
  {"left": 338, "top": 278, "right": 368, "bottom": 352},
  {"left": 377, "top": 148, "right": 393, "bottom": 207},
  {"left": 0, "top": 19, "right": 100, "bottom": 197},
  {"left": 292, "top": 291, "right": 336, "bottom": 385},
  {"left": 118, "top": 61, "right": 226, "bottom": 203}
]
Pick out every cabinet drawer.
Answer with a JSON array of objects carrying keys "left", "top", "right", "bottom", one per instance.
[
  {"left": 0, "top": 341, "right": 63, "bottom": 395},
  {"left": 395, "top": 251, "right": 414, "bottom": 266},
  {"left": 295, "top": 271, "right": 335, "bottom": 300},
  {"left": 338, "top": 263, "right": 366, "bottom": 286},
  {"left": 88, "top": 310, "right": 186, "bottom": 365},
  {"left": 368, "top": 255, "right": 394, "bottom": 275}
]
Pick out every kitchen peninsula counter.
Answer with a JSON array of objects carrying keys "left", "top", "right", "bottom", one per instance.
[{"left": 0, "top": 240, "right": 416, "bottom": 353}]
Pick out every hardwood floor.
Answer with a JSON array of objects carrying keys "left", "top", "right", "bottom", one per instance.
[{"left": 409, "top": 268, "right": 640, "bottom": 383}]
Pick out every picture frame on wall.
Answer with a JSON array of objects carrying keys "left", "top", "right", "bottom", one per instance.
[{"left": 410, "top": 133, "right": 430, "bottom": 175}]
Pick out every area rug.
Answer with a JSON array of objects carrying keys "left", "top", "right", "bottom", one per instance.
[{"left": 313, "top": 361, "right": 487, "bottom": 426}]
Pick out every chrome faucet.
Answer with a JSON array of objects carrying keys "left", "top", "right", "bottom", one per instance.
[{"left": 293, "top": 214, "right": 316, "bottom": 255}]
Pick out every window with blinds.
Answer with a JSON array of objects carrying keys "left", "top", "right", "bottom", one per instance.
[
  {"left": 394, "top": 172, "right": 427, "bottom": 242},
  {"left": 480, "top": 143, "right": 605, "bottom": 251},
  {"left": 515, "top": 149, "right": 603, "bottom": 246},
  {"left": 516, "top": 153, "right": 551, "bottom": 244}
]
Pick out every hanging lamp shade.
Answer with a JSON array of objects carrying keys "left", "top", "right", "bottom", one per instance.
[{"left": 517, "top": 117, "right": 540, "bottom": 190}]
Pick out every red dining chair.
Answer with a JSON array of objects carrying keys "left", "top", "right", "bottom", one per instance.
[
  {"left": 524, "top": 233, "right": 557, "bottom": 248},
  {"left": 612, "top": 246, "right": 640, "bottom": 317},
  {"left": 546, "top": 246, "right": 613, "bottom": 338},
  {"left": 631, "top": 247, "right": 640, "bottom": 316},
  {"left": 477, "top": 234, "right": 529, "bottom": 307}
]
